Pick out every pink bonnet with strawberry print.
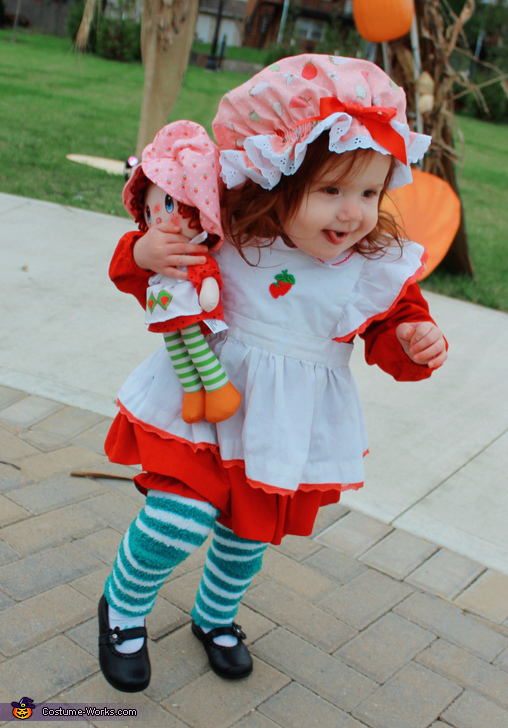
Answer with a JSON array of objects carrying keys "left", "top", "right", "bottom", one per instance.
[
  {"left": 124, "top": 120, "right": 223, "bottom": 242},
  {"left": 212, "top": 54, "right": 431, "bottom": 192}
]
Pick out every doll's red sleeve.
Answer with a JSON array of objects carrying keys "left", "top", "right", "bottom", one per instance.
[
  {"left": 356, "top": 283, "right": 448, "bottom": 382},
  {"left": 187, "top": 254, "right": 223, "bottom": 294},
  {"left": 109, "top": 231, "right": 151, "bottom": 309}
]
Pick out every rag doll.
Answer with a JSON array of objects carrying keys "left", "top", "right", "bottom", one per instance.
[{"left": 123, "top": 120, "right": 241, "bottom": 424}]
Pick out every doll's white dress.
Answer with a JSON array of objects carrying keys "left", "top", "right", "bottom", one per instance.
[{"left": 117, "top": 236, "right": 425, "bottom": 495}]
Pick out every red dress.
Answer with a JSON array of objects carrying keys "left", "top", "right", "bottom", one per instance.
[{"left": 106, "top": 231, "right": 444, "bottom": 544}]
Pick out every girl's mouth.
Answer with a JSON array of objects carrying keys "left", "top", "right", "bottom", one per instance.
[{"left": 323, "top": 230, "right": 347, "bottom": 245}]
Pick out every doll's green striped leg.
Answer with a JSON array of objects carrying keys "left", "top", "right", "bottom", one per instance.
[
  {"left": 180, "top": 324, "right": 242, "bottom": 423},
  {"left": 163, "top": 330, "right": 205, "bottom": 423}
]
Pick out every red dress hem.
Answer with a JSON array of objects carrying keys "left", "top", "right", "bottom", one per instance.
[{"left": 105, "top": 408, "right": 357, "bottom": 544}]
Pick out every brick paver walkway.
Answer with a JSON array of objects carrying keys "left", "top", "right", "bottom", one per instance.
[{"left": 0, "top": 384, "right": 507, "bottom": 727}]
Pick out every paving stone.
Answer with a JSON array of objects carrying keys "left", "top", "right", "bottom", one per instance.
[
  {"left": 17, "top": 444, "right": 105, "bottom": 480},
  {"left": 406, "top": 548, "right": 485, "bottom": 600},
  {"left": 0, "top": 493, "right": 31, "bottom": 526},
  {"left": 494, "top": 647, "right": 508, "bottom": 672},
  {"left": 416, "top": 638, "right": 508, "bottom": 708},
  {"left": 395, "top": 592, "right": 508, "bottom": 662},
  {"left": 70, "top": 565, "right": 112, "bottom": 603},
  {"left": 352, "top": 661, "right": 462, "bottom": 728},
  {"left": 441, "top": 690, "right": 508, "bottom": 728},
  {"left": 0, "top": 385, "right": 26, "bottom": 411},
  {"left": 311, "top": 502, "right": 350, "bottom": 537},
  {"left": 318, "top": 569, "right": 413, "bottom": 630},
  {"left": 19, "top": 427, "right": 81, "bottom": 452},
  {"left": 66, "top": 617, "right": 97, "bottom": 657},
  {"left": 0, "top": 542, "right": 103, "bottom": 600},
  {"left": 260, "top": 548, "right": 336, "bottom": 602},
  {"left": 0, "top": 589, "right": 14, "bottom": 610},
  {"left": 83, "top": 492, "right": 143, "bottom": 532},
  {"left": 0, "top": 461, "right": 33, "bottom": 493},
  {"left": 272, "top": 534, "right": 322, "bottom": 561},
  {"left": 144, "top": 625, "right": 208, "bottom": 701},
  {"left": 316, "top": 511, "right": 393, "bottom": 558},
  {"left": 61, "top": 674, "right": 188, "bottom": 728},
  {"left": 259, "top": 681, "right": 368, "bottom": 728},
  {"left": 159, "top": 569, "right": 202, "bottom": 612},
  {"left": 0, "top": 538, "right": 20, "bottom": 567},
  {"left": 303, "top": 546, "right": 367, "bottom": 585},
  {"left": 0, "top": 635, "right": 97, "bottom": 702},
  {"left": 74, "top": 528, "right": 123, "bottom": 565},
  {"left": 32, "top": 406, "right": 105, "bottom": 439},
  {"left": 147, "top": 596, "right": 189, "bottom": 641},
  {"left": 0, "top": 395, "right": 63, "bottom": 427},
  {"left": 0, "top": 584, "right": 95, "bottom": 656},
  {"left": 252, "top": 627, "right": 376, "bottom": 712},
  {"left": 455, "top": 569, "right": 508, "bottom": 624},
  {"left": 162, "top": 658, "right": 290, "bottom": 728},
  {"left": 71, "top": 418, "right": 113, "bottom": 454},
  {"left": 0, "top": 426, "right": 40, "bottom": 462},
  {"left": 244, "top": 581, "right": 357, "bottom": 652},
  {"left": 6, "top": 474, "right": 105, "bottom": 515},
  {"left": 359, "top": 529, "right": 438, "bottom": 580},
  {"left": 231, "top": 713, "right": 282, "bottom": 728},
  {"left": 0, "top": 501, "right": 107, "bottom": 555},
  {"left": 335, "top": 612, "right": 435, "bottom": 683}
]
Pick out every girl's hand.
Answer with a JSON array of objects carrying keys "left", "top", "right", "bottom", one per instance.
[
  {"left": 396, "top": 321, "right": 447, "bottom": 369},
  {"left": 133, "top": 223, "right": 208, "bottom": 280}
]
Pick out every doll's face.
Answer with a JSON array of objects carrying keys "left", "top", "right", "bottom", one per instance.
[{"left": 144, "top": 183, "right": 196, "bottom": 240}]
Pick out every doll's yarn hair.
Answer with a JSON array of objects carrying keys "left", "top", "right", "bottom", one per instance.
[
  {"left": 222, "top": 133, "right": 405, "bottom": 260},
  {"left": 128, "top": 168, "right": 219, "bottom": 244}
]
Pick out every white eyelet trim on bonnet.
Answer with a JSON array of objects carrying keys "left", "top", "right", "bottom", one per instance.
[{"left": 213, "top": 54, "right": 431, "bottom": 191}]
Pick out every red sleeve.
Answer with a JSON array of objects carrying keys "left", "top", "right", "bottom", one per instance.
[
  {"left": 187, "top": 254, "right": 223, "bottom": 294},
  {"left": 356, "top": 283, "right": 447, "bottom": 382},
  {"left": 109, "top": 231, "right": 151, "bottom": 309}
]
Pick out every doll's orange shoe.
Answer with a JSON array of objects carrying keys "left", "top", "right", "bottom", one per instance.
[
  {"left": 182, "top": 389, "right": 206, "bottom": 423},
  {"left": 205, "top": 381, "right": 242, "bottom": 423}
]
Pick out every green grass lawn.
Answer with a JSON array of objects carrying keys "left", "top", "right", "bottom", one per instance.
[
  {"left": 0, "top": 30, "right": 251, "bottom": 217},
  {"left": 1, "top": 30, "right": 507, "bottom": 311}
]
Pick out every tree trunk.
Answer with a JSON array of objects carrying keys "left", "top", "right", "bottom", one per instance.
[
  {"left": 432, "top": 124, "right": 475, "bottom": 275},
  {"left": 389, "top": 0, "right": 476, "bottom": 277},
  {"left": 136, "top": 0, "right": 199, "bottom": 157}
]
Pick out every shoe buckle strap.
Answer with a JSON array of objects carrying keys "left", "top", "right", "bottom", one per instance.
[
  {"left": 231, "top": 623, "right": 247, "bottom": 640},
  {"left": 99, "top": 625, "right": 147, "bottom": 646}
]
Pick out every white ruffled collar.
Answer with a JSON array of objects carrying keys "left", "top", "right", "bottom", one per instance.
[{"left": 269, "top": 235, "right": 360, "bottom": 268}]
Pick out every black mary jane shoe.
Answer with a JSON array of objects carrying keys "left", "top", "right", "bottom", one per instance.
[
  {"left": 98, "top": 594, "right": 151, "bottom": 693},
  {"left": 191, "top": 621, "right": 253, "bottom": 679}
]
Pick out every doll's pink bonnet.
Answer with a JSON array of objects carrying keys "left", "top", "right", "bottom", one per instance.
[
  {"left": 212, "top": 54, "right": 431, "bottom": 191},
  {"left": 124, "top": 120, "right": 223, "bottom": 241}
]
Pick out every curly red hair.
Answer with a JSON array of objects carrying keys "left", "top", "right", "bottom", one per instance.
[{"left": 127, "top": 169, "right": 205, "bottom": 237}]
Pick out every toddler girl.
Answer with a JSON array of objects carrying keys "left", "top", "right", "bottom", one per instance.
[{"left": 99, "top": 54, "right": 447, "bottom": 693}]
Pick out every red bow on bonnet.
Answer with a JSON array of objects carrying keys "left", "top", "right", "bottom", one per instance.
[{"left": 301, "top": 97, "right": 408, "bottom": 166}]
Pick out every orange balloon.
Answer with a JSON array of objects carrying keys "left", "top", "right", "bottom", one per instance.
[
  {"left": 353, "top": 0, "right": 414, "bottom": 43},
  {"left": 382, "top": 169, "right": 461, "bottom": 280}
]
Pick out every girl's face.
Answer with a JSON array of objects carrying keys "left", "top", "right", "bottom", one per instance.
[
  {"left": 283, "top": 151, "right": 392, "bottom": 259},
  {"left": 144, "top": 183, "right": 196, "bottom": 240}
]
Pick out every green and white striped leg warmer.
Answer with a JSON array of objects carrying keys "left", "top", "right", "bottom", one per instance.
[
  {"left": 105, "top": 491, "right": 218, "bottom": 618},
  {"left": 163, "top": 331, "right": 203, "bottom": 393},
  {"left": 191, "top": 522, "right": 267, "bottom": 630},
  {"left": 181, "top": 324, "right": 229, "bottom": 392}
]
